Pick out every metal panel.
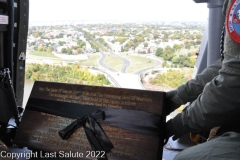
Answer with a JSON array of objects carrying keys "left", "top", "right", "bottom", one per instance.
[
  {"left": 13, "top": 0, "right": 29, "bottom": 107},
  {"left": 0, "top": 0, "right": 8, "bottom": 68},
  {"left": 207, "top": 0, "right": 225, "bottom": 66},
  {"left": 193, "top": 0, "right": 225, "bottom": 77},
  {"left": 193, "top": 23, "right": 208, "bottom": 77}
]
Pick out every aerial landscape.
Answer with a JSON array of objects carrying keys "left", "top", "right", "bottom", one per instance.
[{"left": 25, "top": 22, "right": 204, "bottom": 92}]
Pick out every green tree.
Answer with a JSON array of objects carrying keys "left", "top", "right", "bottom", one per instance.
[
  {"left": 171, "top": 57, "right": 180, "bottom": 64},
  {"left": 61, "top": 48, "right": 67, "bottom": 53},
  {"left": 77, "top": 40, "right": 86, "bottom": 48},
  {"left": 58, "top": 41, "right": 66, "bottom": 46},
  {"left": 33, "top": 46, "right": 38, "bottom": 51},
  {"left": 25, "top": 70, "right": 32, "bottom": 79},
  {"left": 150, "top": 70, "right": 186, "bottom": 88},
  {"left": 30, "top": 42, "right": 36, "bottom": 46},
  {"left": 31, "top": 71, "right": 41, "bottom": 80},
  {"left": 47, "top": 47, "right": 53, "bottom": 53},
  {"left": 37, "top": 46, "right": 44, "bottom": 51},
  {"left": 67, "top": 48, "right": 72, "bottom": 55},
  {"left": 173, "top": 44, "right": 182, "bottom": 51},
  {"left": 155, "top": 48, "right": 164, "bottom": 57}
]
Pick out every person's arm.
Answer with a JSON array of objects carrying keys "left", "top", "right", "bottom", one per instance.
[
  {"left": 166, "top": 0, "right": 240, "bottom": 139},
  {"left": 165, "top": 59, "right": 222, "bottom": 115},
  {"left": 181, "top": 0, "right": 240, "bottom": 133}
]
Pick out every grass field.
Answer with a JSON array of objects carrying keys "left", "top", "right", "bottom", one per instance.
[
  {"left": 29, "top": 51, "right": 59, "bottom": 58},
  {"left": 104, "top": 54, "right": 124, "bottom": 72},
  {"left": 28, "top": 51, "right": 157, "bottom": 73},
  {"left": 78, "top": 54, "right": 101, "bottom": 67},
  {"left": 120, "top": 53, "right": 156, "bottom": 73}
]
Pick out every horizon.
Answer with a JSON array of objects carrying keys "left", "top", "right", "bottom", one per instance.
[{"left": 29, "top": 0, "right": 209, "bottom": 23}]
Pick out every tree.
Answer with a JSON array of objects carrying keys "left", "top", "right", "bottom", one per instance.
[
  {"left": 67, "top": 48, "right": 72, "bottom": 55},
  {"left": 25, "top": 70, "right": 32, "bottom": 79},
  {"left": 58, "top": 41, "right": 66, "bottom": 46},
  {"left": 155, "top": 48, "right": 164, "bottom": 57},
  {"left": 173, "top": 44, "right": 182, "bottom": 51},
  {"left": 172, "top": 57, "right": 180, "bottom": 64},
  {"left": 77, "top": 48, "right": 83, "bottom": 54},
  {"left": 82, "top": 46, "right": 86, "bottom": 51},
  {"left": 77, "top": 40, "right": 86, "bottom": 48},
  {"left": 33, "top": 32, "right": 39, "bottom": 38},
  {"left": 33, "top": 46, "right": 38, "bottom": 51},
  {"left": 31, "top": 71, "right": 41, "bottom": 80},
  {"left": 184, "top": 41, "right": 192, "bottom": 49},
  {"left": 150, "top": 70, "right": 186, "bottom": 88},
  {"left": 159, "top": 46, "right": 175, "bottom": 61},
  {"left": 61, "top": 48, "right": 67, "bottom": 53},
  {"left": 47, "top": 47, "right": 53, "bottom": 53},
  {"left": 153, "top": 31, "right": 160, "bottom": 39},
  {"left": 162, "top": 61, "right": 167, "bottom": 68},
  {"left": 37, "top": 46, "right": 44, "bottom": 51},
  {"left": 58, "top": 33, "right": 64, "bottom": 38},
  {"left": 30, "top": 42, "right": 36, "bottom": 46}
]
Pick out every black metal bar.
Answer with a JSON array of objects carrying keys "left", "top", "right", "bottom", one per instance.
[
  {"left": 6, "top": 0, "right": 14, "bottom": 82},
  {"left": 13, "top": 0, "right": 29, "bottom": 107},
  {"left": 0, "top": 0, "right": 7, "bottom": 68},
  {"left": 0, "top": 32, "right": 3, "bottom": 68},
  {"left": 207, "top": 0, "right": 225, "bottom": 66}
]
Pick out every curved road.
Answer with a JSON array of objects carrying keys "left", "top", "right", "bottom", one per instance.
[
  {"left": 134, "top": 58, "right": 162, "bottom": 75},
  {"left": 27, "top": 53, "right": 161, "bottom": 90},
  {"left": 98, "top": 52, "right": 117, "bottom": 72},
  {"left": 110, "top": 52, "right": 131, "bottom": 73}
]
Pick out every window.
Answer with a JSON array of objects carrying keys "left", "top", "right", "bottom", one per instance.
[{"left": 23, "top": 0, "right": 208, "bottom": 108}]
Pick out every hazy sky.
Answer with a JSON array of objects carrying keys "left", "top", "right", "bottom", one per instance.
[{"left": 29, "top": 0, "right": 209, "bottom": 22}]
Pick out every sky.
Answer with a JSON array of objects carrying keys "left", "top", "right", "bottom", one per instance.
[{"left": 29, "top": 0, "right": 209, "bottom": 22}]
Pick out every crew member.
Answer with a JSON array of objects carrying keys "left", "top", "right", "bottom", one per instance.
[{"left": 165, "top": 0, "right": 240, "bottom": 159}]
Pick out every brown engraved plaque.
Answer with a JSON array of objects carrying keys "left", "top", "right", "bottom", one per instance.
[{"left": 14, "top": 81, "right": 166, "bottom": 160}]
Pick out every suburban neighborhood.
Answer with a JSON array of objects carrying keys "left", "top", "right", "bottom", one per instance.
[{"left": 25, "top": 22, "right": 204, "bottom": 91}]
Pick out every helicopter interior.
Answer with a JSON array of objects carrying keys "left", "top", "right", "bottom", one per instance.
[{"left": 0, "top": 0, "right": 226, "bottom": 160}]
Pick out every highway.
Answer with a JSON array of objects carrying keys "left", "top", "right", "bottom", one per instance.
[
  {"left": 97, "top": 52, "right": 163, "bottom": 89},
  {"left": 97, "top": 52, "right": 143, "bottom": 89}
]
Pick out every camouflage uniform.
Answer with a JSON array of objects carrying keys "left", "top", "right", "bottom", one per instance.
[{"left": 167, "top": 0, "right": 240, "bottom": 159}]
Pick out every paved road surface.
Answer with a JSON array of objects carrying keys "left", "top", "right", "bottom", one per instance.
[
  {"left": 98, "top": 52, "right": 117, "bottom": 72},
  {"left": 110, "top": 52, "right": 131, "bottom": 73}
]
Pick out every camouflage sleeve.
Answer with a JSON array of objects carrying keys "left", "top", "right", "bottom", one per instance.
[
  {"left": 177, "top": 59, "right": 222, "bottom": 104},
  {"left": 181, "top": 60, "right": 240, "bottom": 132},
  {"left": 181, "top": 0, "right": 240, "bottom": 132},
  {"left": 166, "top": 59, "right": 221, "bottom": 115}
]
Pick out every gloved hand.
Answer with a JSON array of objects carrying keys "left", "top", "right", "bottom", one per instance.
[
  {"left": 165, "top": 90, "right": 184, "bottom": 116},
  {"left": 164, "top": 113, "right": 190, "bottom": 142}
]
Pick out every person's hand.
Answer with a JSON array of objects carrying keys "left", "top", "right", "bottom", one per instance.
[
  {"left": 165, "top": 90, "right": 184, "bottom": 116},
  {"left": 164, "top": 114, "right": 190, "bottom": 143},
  {"left": 165, "top": 120, "right": 178, "bottom": 141}
]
